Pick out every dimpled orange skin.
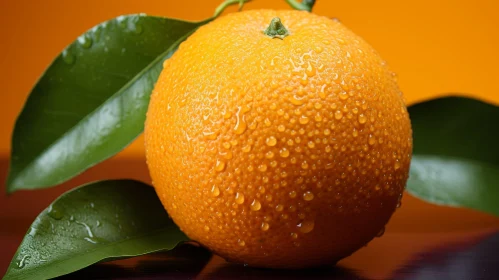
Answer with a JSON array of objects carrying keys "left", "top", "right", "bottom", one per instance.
[{"left": 145, "top": 10, "right": 412, "bottom": 268}]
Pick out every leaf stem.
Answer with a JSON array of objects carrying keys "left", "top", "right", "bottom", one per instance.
[
  {"left": 213, "top": 0, "right": 252, "bottom": 18},
  {"left": 285, "top": 0, "right": 316, "bottom": 12}
]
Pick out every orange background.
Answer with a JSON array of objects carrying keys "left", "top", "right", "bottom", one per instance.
[
  {"left": 1, "top": 0, "right": 499, "bottom": 158},
  {"left": 1, "top": 0, "right": 499, "bottom": 276}
]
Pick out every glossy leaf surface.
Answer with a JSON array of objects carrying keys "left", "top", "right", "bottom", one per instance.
[
  {"left": 408, "top": 96, "right": 499, "bottom": 216},
  {"left": 6, "top": 15, "right": 200, "bottom": 192},
  {"left": 4, "top": 180, "right": 188, "bottom": 280}
]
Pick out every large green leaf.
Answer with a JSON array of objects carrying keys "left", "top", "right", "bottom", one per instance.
[
  {"left": 6, "top": 15, "right": 202, "bottom": 193},
  {"left": 3, "top": 180, "right": 189, "bottom": 280},
  {"left": 408, "top": 96, "right": 499, "bottom": 216}
]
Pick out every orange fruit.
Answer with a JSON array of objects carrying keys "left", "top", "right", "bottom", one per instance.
[{"left": 145, "top": 9, "right": 412, "bottom": 268}]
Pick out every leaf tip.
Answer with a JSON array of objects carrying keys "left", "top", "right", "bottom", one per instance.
[{"left": 5, "top": 175, "right": 17, "bottom": 195}]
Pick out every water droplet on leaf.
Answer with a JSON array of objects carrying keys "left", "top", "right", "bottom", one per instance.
[
  {"left": 62, "top": 49, "right": 75, "bottom": 65},
  {"left": 47, "top": 204, "right": 64, "bottom": 220}
]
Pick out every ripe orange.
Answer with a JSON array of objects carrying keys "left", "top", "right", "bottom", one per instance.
[{"left": 145, "top": 10, "right": 412, "bottom": 268}]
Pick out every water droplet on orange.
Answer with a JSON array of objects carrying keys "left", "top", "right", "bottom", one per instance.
[
  {"left": 339, "top": 91, "right": 349, "bottom": 100},
  {"left": 242, "top": 144, "right": 252, "bottom": 153},
  {"left": 265, "top": 151, "right": 275, "bottom": 159},
  {"left": 264, "top": 118, "right": 272, "bottom": 127},
  {"left": 250, "top": 199, "right": 262, "bottom": 211},
  {"left": 299, "top": 115, "right": 310, "bottom": 124},
  {"left": 234, "top": 106, "right": 247, "bottom": 134},
  {"left": 261, "top": 222, "right": 270, "bottom": 231},
  {"left": 290, "top": 95, "right": 306, "bottom": 106},
  {"left": 211, "top": 185, "right": 220, "bottom": 197},
  {"left": 358, "top": 114, "right": 367, "bottom": 124},
  {"left": 235, "top": 192, "right": 245, "bottom": 204},
  {"left": 303, "top": 191, "right": 314, "bottom": 201},
  {"left": 297, "top": 220, "right": 315, "bottom": 233},
  {"left": 215, "top": 160, "right": 226, "bottom": 172},
  {"left": 266, "top": 136, "right": 277, "bottom": 146},
  {"left": 306, "top": 62, "right": 316, "bottom": 77},
  {"left": 301, "top": 161, "right": 309, "bottom": 169},
  {"left": 394, "top": 160, "right": 401, "bottom": 170},
  {"left": 279, "top": 148, "right": 290, "bottom": 158}
]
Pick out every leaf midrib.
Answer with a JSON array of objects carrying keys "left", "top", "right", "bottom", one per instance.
[{"left": 8, "top": 28, "right": 198, "bottom": 190}]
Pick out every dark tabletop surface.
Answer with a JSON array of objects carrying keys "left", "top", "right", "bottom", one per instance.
[{"left": 45, "top": 229, "right": 499, "bottom": 280}]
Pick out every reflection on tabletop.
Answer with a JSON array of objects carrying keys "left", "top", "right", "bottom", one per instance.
[{"left": 59, "top": 231, "right": 499, "bottom": 280}]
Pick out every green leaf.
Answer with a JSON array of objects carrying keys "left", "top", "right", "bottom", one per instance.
[
  {"left": 284, "top": 0, "right": 316, "bottom": 12},
  {"left": 407, "top": 96, "right": 499, "bottom": 216},
  {"left": 6, "top": 15, "right": 203, "bottom": 193},
  {"left": 3, "top": 180, "right": 189, "bottom": 280}
]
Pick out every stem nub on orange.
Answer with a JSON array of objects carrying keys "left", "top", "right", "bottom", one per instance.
[{"left": 145, "top": 10, "right": 412, "bottom": 268}]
